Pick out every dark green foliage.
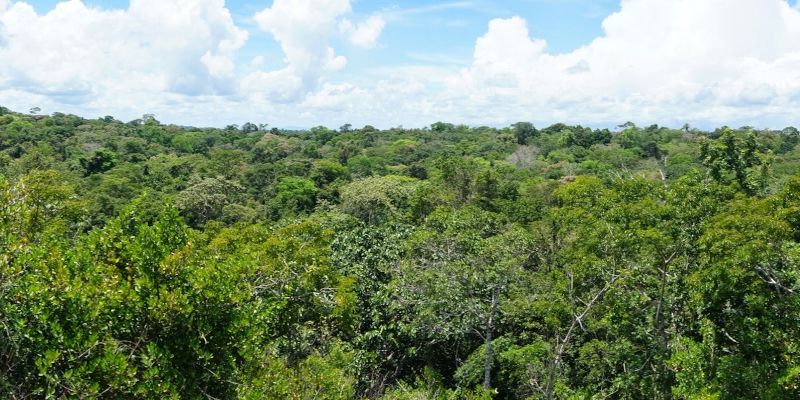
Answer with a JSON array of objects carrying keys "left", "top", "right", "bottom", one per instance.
[
  {"left": 80, "top": 147, "right": 118, "bottom": 176},
  {"left": 512, "top": 122, "right": 538, "bottom": 145},
  {"left": 2, "top": 106, "right": 800, "bottom": 399}
]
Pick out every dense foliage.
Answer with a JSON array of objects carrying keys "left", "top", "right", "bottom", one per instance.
[{"left": 2, "top": 106, "right": 800, "bottom": 399}]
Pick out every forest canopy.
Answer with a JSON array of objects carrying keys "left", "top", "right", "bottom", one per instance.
[{"left": 2, "top": 106, "right": 800, "bottom": 399}]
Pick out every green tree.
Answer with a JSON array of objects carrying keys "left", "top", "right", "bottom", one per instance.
[
  {"left": 677, "top": 197, "right": 800, "bottom": 399},
  {"left": 79, "top": 147, "right": 118, "bottom": 176},
  {"left": 339, "top": 176, "right": 419, "bottom": 224},
  {"left": 270, "top": 177, "right": 318, "bottom": 217},
  {"left": 311, "top": 159, "right": 349, "bottom": 187},
  {"left": 175, "top": 176, "right": 244, "bottom": 226},
  {"left": 512, "top": 122, "right": 538, "bottom": 145},
  {"left": 701, "top": 129, "right": 769, "bottom": 194},
  {"left": 396, "top": 207, "right": 533, "bottom": 390}
]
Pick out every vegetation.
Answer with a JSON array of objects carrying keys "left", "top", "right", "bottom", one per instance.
[{"left": 2, "top": 107, "right": 800, "bottom": 399}]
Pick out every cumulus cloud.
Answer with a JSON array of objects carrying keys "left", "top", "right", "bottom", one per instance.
[
  {"left": 253, "top": 0, "right": 349, "bottom": 73},
  {"left": 339, "top": 15, "right": 386, "bottom": 49},
  {"left": 244, "top": 0, "right": 800, "bottom": 128},
  {"left": 448, "top": 0, "right": 800, "bottom": 126},
  {"left": 248, "top": 0, "right": 385, "bottom": 102},
  {"left": 0, "top": 0, "right": 247, "bottom": 99},
  {"left": 2, "top": 0, "right": 800, "bottom": 129},
  {"left": 0, "top": 0, "right": 388, "bottom": 124},
  {"left": 241, "top": 68, "right": 305, "bottom": 104}
]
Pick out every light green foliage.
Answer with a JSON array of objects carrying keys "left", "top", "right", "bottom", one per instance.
[
  {"left": 4, "top": 107, "right": 800, "bottom": 399},
  {"left": 681, "top": 197, "right": 800, "bottom": 399},
  {"left": 175, "top": 176, "right": 245, "bottom": 226},
  {"left": 270, "top": 176, "right": 318, "bottom": 217},
  {"left": 340, "top": 175, "right": 419, "bottom": 224},
  {"left": 239, "top": 346, "right": 356, "bottom": 399},
  {"left": 0, "top": 169, "right": 86, "bottom": 241},
  {"left": 701, "top": 129, "right": 770, "bottom": 194},
  {"left": 171, "top": 131, "right": 214, "bottom": 154},
  {"left": 396, "top": 206, "right": 534, "bottom": 389}
]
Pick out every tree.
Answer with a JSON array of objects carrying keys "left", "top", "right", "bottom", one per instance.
[
  {"left": 701, "top": 129, "right": 768, "bottom": 194},
  {"left": 431, "top": 122, "right": 455, "bottom": 133},
  {"left": 676, "top": 196, "right": 800, "bottom": 399},
  {"left": 330, "top": 221, "right": 414, "bottom": 396},
  {"left": 396, "top": 207, "right": 533, "bottom": 390},
  {"left": 512, "top": 122, "right": 538, "bottom": 145},
  {"left": 435, "top": 156, "right": 479, "bottom": 204},
  {"left": 0, "top": 170, "right": 85, "bottom": 242},
  {"left": 241, "top": 122, "right": 260, "bottom": 134},
  {"left": 5, "top": 103, "right": 800, "bottom": 398},
  {"left": 175, "top": 176, "right": 244, "bottom": 226},
  {"left": 270, "top": 177, "right": 318, "bottom": 217},
  {"left": 311, "top": 159, "right": 349, "bottom": 187},
  {"left": 778, "top": 127, "right": 799, "bottom": 154},
  {"left": 339, "top": 176, "right": 419, "bottom": 224},
  {"left": 79, "top": 148, "right": 118, "bottom": 176},
  {"left": 311, "top": 126, "right": 337, "bottom": 145}
]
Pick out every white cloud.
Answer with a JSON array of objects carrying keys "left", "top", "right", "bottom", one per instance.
[
  {"left": 339, "top": 15, "right": 386, "bottom": 48},
  {"left": 201, "top": 51, "right": 236, "bottom": 78},
  {"left": 0, "top": 0, "right": 387, "bottom": 124},
  {"left": 239, "top": 0, "right": 800, "bottom": 128},
  {"left": 241, "top": 68, "right": 305, "bottom": 104},
  {"left": 253, "top": 0, "right": 349, "bottom": 73},
  {"left": 302, "top": 82, "right": 365, "bottom": 110},
  {"left": 0, "top": 0, "right": 247, "bottom": 99},
  {"left": 2, "top": 0, "right": 800, "bottom": 129},
  {"left": 447, "top": 0, "right": 800, "bottom": 127},
  {"left": 248, "top": 0, "right": 384, "bottom": 101}
]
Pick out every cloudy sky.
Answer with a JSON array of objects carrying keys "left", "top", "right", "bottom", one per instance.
[{"left": 1, "top": 0, "right": 799, "bottom": 129}]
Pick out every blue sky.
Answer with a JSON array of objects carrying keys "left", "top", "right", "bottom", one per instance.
[
  {"left": 25, "top": 0, "right": 620, "bottom": 53},
  {"left": 1, "top": 0, "right": 800, "bottom": 128}
]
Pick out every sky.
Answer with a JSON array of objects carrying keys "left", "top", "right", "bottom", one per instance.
[{"left": 1, "top": 0, "right": 800, "bottom": 129}]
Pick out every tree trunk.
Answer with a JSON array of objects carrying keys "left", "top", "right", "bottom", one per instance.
[{"left": 483, "top": 288, "right": 498, "bottom": 390}]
